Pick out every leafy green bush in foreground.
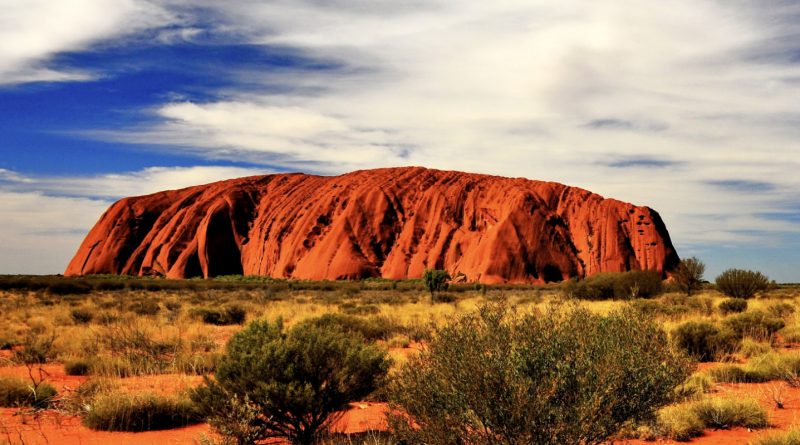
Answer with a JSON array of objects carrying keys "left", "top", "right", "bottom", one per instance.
[
  {"left": 389, "top": 304, "right": 690, "bottom": 445},
  {"left": 192, "top": 319, "right": 391, "bottom": 445}
]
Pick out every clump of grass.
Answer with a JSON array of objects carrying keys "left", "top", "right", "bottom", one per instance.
[
  {"left": 672, "top": 321, "right": 737, "bottom": 362},
  {"left": 708, "top": 352, "right": 800, "bottom": 384},
  {"left": 674, "top": 373, "right": 715, "bottom": 400},
  {"left": 753, "top": 429, "right": 800, "bottom": 445},
  {"left": 723, "top": 310, "right": 785, "bottom": 340},
  {"left": 0, "top": 376, "right": 57, "bottom": 408},
  {"left": 657, "top": 404, "right": 705, "bottom": 441},
  {"left": 83, "top": 391, "right": 201, "bottom": 432},
  {"left": 191, "top": 305, "right": 247, "bottom": 325},
  {"left": 657, "top": 397, "right": 767, "bottom": 441},
  {"left": 719, "top": 298, "right": 747, "bottom": 315},
  {"left": 70, "top": 308, "right": 94, "bottom": 324},
  {"left": 739, "top": 338, "right": 773, "bottom": 358},
  {"left": 65, "top": 359, "right": 93, "bottom": 376}
]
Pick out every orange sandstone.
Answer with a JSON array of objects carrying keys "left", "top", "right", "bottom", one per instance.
[{"left": 66, "top": 167, "right": 678, "bottom": 283}]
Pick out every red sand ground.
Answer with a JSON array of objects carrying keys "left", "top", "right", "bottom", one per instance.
[{"left": 4, "top": 355, "right": 798, "bottom": 444}]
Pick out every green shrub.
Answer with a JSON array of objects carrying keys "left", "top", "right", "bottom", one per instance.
[
  {"left": 192, "top": 319, "right": 391, "bottom": 445},
  {"left": 672, "top": 321, "right": 737, "bottom": 362},
  {"left": 191, "top": 305, "right": 247, "bottom": 325},
  {"left": 389, "top": 304, "right": 691, "bottom": 445},
  {"left": 47, "top": 280, "right": 92, "bottom": 295},
  {"left": 0, "top": 376, "right": 57, "bottom": 408},
  {"left": 754, "top": 429, "right": 800, "bottom": 445},
  {"left": 715, "top": 269, "right": 771, "bottom": 298},
  {"left": 129, "top": 299, "right": 161, "bottom": 316},
  {"left": 299, "top": 313, "right": 402, "bottom": 342},
  {"left": 71, "top": 308, "right": 94, "bottom": 324},
  {"left": 83, "top": 391, "right": 201, "bottom": 431},
  {"left": 739, "top": 338, "right": 772, "bottom": 358},
  {"left": 65, "top": 359, "right": 93, "bottom": 376},
  {"left": 708, "top": 352, "right": 800, "bottom": 383},
  {"left": 657, "top": 397, "right": 767, "bottom": 440},
  {"left": 672, "top": 257, "right": 706, "bottom": 296},
  {"left": 768, "top": 302, "right": 796, "bottom": 318},
  {"left": 690, "top": 397, "right": 768, "bottom": 430},
  {"left": 630, "top": 299, "right": 690, "bottom": 318},
  {"left": 563, "top": 270, "right": 663, "bottom": 300},
  {"left": 723, "top": 310, "right": 785, "bottom": 339},
  {"left": 423, "top": 269, "right": 450, "bottom": 297},
  {"left": 719, "top": 298, "right": 747, "bottom": 315}
]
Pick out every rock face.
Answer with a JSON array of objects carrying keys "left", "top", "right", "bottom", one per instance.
[{"left": 65, "top": 167, "right": 679, "bottom": 283}]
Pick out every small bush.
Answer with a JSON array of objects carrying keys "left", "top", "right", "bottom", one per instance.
[
  {"left": 739, "top": 338, "right": 772, "bottom": 358},
  {"left": 129, "top": 300, "right": 161, "bottom": 316},
  {"left": 47, "top": 281, "right": 92, "bottom": 295},
  {"left": 71, "top": 308, "right": 94, "bottom": 324},
  {"left": 754, "top": 429, "right": 800, "bottom": 445},
  {"left": 389, "top": 304, "right": 691, "bottom": 444},
  {"left": 191, "top": 305, "right": 247, "bottom": 325},
  {"left": 723, "top": 310, "right": 785, "bottom": 339},
  {"left": 657, "top": 404, "right": 705, "bottom": 441},
  {"left": 299, "top": 313, "right": 402, "bottom": 342},
  {"left": 423, "top": 269, "right": 450, "bottom": 297},
  {"left": 657, "top": 397, "right": 767, "bottom": 440},
  {"left": 563, "top": 270, "right": 663, "bottom": 300},
  {"left": 709, "top": 352, "right": 800, "bottom": 383},
  {"left": 716, "top": 269, "right": 770, "bottom": 298},
  {"left": 192, "top": 319, "right": 391, "bottom": 445},
  {"left": 672, "top": 257, "right": 706, "bottom": 296},
  {"left": 631, "top": 299, "right": 690, "bottom": 318},
  {"left": 0, "top": 377, "right": 57, "bottom": 408},
  {"left": 65, "top": 359, "right": 93, "bottom": 376},
  {"left": 768, "top": 302, "right": 796, "bottom": 319},
  {"left": 83, "top": 391, "right": 201, "bottom": 432},
  {"left": 719, "top": 298, "right": 748, "bottom": 315},
  {"left": 672, "top": 321, "right": 737, "bottom": 362},
  {"left": 674, "top": 373, "right": 715, "bottom": 400},
  {"left": 691, "top": 397, "right": 768, "bottom": 430}
]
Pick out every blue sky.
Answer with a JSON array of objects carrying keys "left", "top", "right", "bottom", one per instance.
[{"left": 1, "top": 0, "right": 798, "bottom": 281}]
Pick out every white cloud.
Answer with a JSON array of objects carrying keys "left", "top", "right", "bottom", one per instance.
[
  {"left": 97, "top": 0, "right": 800, "bottom": 251},
  {"left": 0, "top": 165, "right": 269, "bottom": 273},
  {"left": 0, "top": 0, "right": 174, "bottom": 85}
]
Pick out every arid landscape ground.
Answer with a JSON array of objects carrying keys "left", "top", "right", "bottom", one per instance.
[{"left": 2, "top": 276, "right": 800, "bottom": 444}]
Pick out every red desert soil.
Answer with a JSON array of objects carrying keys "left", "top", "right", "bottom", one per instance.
[{"left": 66, "top": 166, "right": 678, "bottom": 283}]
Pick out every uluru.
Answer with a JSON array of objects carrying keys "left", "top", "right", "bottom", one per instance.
[{"left": 65, "top": 167, "right": 679, "bottom": 283}]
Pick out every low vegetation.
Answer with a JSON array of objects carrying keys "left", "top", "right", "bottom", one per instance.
[
  {"left": 716, "top": 268, "right": 772, "bottom": 298},
  {"left": 192, "top": 319, "right": 391, "bottom": 445},
  {"left": 389, "top": 304, "right": 691, "bottom": 445},
  {"left": 1, "top": 272, "right": 800, "bottom": 443},
  {"left": 0, "top": 376, "right": 57, "bottom": 408},
  {"left": 657, "top": 397, "right": 768, "bottom": 441},
  {"left": 83, "top": 390, "right": 201, "bottom": 432}
]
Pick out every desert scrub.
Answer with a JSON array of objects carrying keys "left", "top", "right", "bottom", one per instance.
[
  {"left": 83, "top": 391, "right": 201, "bottom": 432},
  {"left": 389, "top": 304, "right": 691, "bottom": 445},
  {"left": 708, "top": 352, "right": 800, "bottom": 384},
  {"left": 191, "top": 304, "right": 247, "bottom": 325},
  {"left": 718, "top": 298, "right": 748, "bottom": 315},
  {"left": 723, "top": 310, "right": 785, "bottom": 340},
  {"left": 298, "top": 313, "right": 404, "bottom": 342},
  {"left": 65, "top": 358, "right": 93, "bottom": 376},
  {"left": 716, "top": 268, "right": 771, "bottom": 298},
  {"left": 562, "top": 270, "right": 663, "bottom": 300},
  {"left": 672, "top": 321, "right": 737, "bottom": 362},
  {"left": 0, "top": 376, "right": 57, "bottom": 408},
  {"left": 674, "top": 373, "right": 715, "bottom": 400},
  {"left": 739, "top": 338, "right": 772, "bottom": 358},
  {"left": 192, "top": 318, "right": 391, "bottom": 445},
  {"left": 656, "top": 397, "right": 767, "bottom": 440},
  {"left": 754, "top": 429, "right": 800, "bottom": 445}
]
